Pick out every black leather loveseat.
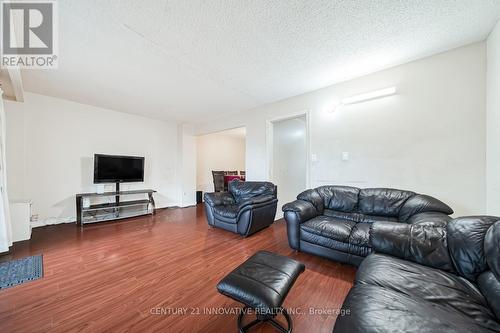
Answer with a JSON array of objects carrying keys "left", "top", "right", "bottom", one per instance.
[
  {"left": 204, "top": 181, "right": 278, "bottom": 237},
  {"left": 282, "top": 186, "right": 453, "bottom": 265},
  {"left": 333, "top": 216, "right": 500, "bottom": 333}
]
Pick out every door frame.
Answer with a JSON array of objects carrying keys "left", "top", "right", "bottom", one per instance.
[{"left": 265, "top": 110, "right": 311, "bottom": 191}]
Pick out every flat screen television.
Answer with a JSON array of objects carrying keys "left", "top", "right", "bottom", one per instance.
[{"left": 94, "top": 154, "right": 144, "bottom": 184}]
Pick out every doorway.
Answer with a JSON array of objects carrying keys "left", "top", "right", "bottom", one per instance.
[
  {"left": 269, "top": 114, "right": 308, "bottom": 216},
  {"left": 196, "top": 127, "right": 246, "bottom": 196}
]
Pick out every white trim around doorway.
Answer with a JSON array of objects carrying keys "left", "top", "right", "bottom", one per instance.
[{"left": 265, "top": 109, "right": 311, "bottom": 191}]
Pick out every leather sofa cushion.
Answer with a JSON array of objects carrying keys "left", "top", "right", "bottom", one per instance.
[
  {"left": 359, "top": 188, "right": 414, "bottom": 217},
  {"left": 300, "top": 216, "right": 355, "bottom": 242},
  {"left": 229, "top": 181, "right": 276, "bottom": 203},
  {"left": 485, "top": 221, "right": 500, "bottom": 280},
  {"left": 370, "top": 221, "right": 454, "bottom": 272},
  {"left": 399, "top": 194, "right": 453, "bottom": 222},
  {"left": 316, "top": 186, "right": 359, "bottom": 212},
  {"left": 300, "top": 229, "right": 351, "bottom": 253},
  {"left": 482, "top": 221, "right": 500, "bottom": 320},
  {"left": 478, "top": 271, "right": 500, "bottom": 321},
  {"left": 299, "top": 215, "right": 372, "bottom": 254},
  {"left": 447, "top": 216, "right": 499, "bottom": 281},
  {"left": 358, "top": 214, "right": 398, "bottom": 224},
  {"left": 348, "top": 222, "right": 371, "bottom": 246},
  {"left": 297, "top": 189, "right": 324, "bottom": 214},
  {"left": 406, "top": 211, "right": 452, "bottom": 226},
  {"left": 204, "top": 192, "right": 235, "bottom": 207},
  {"left": 355, "top": 254, "right": 499, "bottom": 331},
  {"left": 213, "top": 204, "right": 239, "bottom": 220},
  {"left": 323, "top": 209, "right": 398, "bottom": 224},
  {"left": 323, "top": 209, "right": 359, "bottom": 222},
  {"left": 348, "top": 243, "right": 372, "bottom": 257},
  {"left": 334, "top": 283, "right": 500, "bottom": 333}
]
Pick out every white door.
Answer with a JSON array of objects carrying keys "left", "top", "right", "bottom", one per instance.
[{"left": 272, "top": 116, "right": 307, "bottom": 216}]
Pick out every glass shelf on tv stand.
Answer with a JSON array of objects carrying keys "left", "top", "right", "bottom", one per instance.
[{"left": 76, "top": 189, "right": 156, "bottom": 226}]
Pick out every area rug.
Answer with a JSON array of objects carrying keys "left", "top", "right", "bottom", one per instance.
[{"left": 0, "top": 255, "right": 43, "bottom": 289}]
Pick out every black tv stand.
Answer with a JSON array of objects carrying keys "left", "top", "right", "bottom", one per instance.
[
  {"left": 115, "top": 182, "right": 120, "bottom": 205},
  {"left": 76, "top": 189, "right": 156, "bottom": 226}
]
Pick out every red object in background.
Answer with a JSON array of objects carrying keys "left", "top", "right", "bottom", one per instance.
[{"left": 224, "top": 175, "right": 242, "bottom": 186}]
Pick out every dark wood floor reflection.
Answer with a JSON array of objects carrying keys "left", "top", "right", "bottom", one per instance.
[{"left": 0, "top": 204, "right": 356, "bottom": 333}]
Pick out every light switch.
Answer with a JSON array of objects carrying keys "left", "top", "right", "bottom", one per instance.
[
  {"left": 342, "top": 152, "right": 349, "bottom": 161},
  {"left": 311, "top": 153, "right": 318, "bottom": 162}
]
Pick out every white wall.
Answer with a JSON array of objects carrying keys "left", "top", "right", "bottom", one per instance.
[
  {"left": 5, "top": 92, "right": 180, "bottom": 226},
  {"left": 272, "top": 116, "right": 307, "bottom": 214},
  {"left": 196, "top": 129, "right": 246, "bottom": 193},
  {"left": 487, "top": 21, "right": 500, "bottom": 216},
  {"left": 197, "top": 43, "right": 487, "bottom": 216},
  {"left": 178, "top": 124, "right": 197, "bottom": 207}
]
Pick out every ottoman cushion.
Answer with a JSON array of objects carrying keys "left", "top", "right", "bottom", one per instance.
[{"left": 217, "top": 251, "right": 305, "bottom": 316}]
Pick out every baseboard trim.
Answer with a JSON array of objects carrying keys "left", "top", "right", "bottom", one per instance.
[
  {"left": 179, "top": 202, "right": 197, "bottom": 208},
  {"left": 31, "top": 217, "right": 75, "bottom": 228}
]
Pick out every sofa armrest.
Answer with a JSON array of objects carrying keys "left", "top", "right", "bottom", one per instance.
[
  {"left": 296, "top": 189, "right": 324, "bottom": 214},
  {"left": 282, "top": 199, "right": 319, "bottom": 223},
  {"left": 282, "top": 200, "right": 319, "bottom": 250},
  {"left": 203, "top": 192, "right": 235, "bottom": 207},
  {"left": 406, "top": 212, "right": 452, "bottom": 227},
  {"left": 370, "top": 221, "right": 454, "bottom": 272},
  {"left": 399, "top": 194, "right": 453, "bottom": 222},
  {"left": 237, "top": 195, "right": 276, "bottom": 210}
]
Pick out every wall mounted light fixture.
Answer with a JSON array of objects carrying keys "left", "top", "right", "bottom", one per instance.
[
  {"left": 342, "top": 86, "right": 397, "bottom": 105},
  {"left": 328, "top": 86, "right": 397, "bottom": 113}
]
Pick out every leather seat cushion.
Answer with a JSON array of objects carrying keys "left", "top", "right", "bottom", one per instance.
[
  {"left": 217, "top": 251, "right": 305, "bottom": 317},
  {"left": 300, "top": 229, "right": 351, "bottom": 253},
  {"left": 348, "top": 243, "right": 372, "bottom": 257},
  {"left": 299, "top": 229, "right": 371, "bottom": 258},
  {"left": 334, "top": 283, "right": 500, "bottom": 333},
  {"left": 213, "top": 204, "right": 239, "bottom": 219},
  {"left": 354, "top": 254, "right": 500, "bottom": 332},
  {"left": 300, "top": 216, "right": 355, "bottom": 242},
  {"left": 300, "top": 216, "right": 372, "bottom": 255},
  {"left": 348, "top": 222, "right": 371, "bottom": 247}
]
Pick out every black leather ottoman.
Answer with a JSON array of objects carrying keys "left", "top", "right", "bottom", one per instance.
[{"left": 217, "top": 251, "right": 305, "bottom": 333}]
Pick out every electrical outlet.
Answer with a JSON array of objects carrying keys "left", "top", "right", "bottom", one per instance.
[{"left": 31, "top": 214, "right": 39, "bottom": 222}]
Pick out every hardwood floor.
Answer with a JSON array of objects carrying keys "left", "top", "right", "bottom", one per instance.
[{"left": 0, "top": 205, "right": 356, "bottom": 333}]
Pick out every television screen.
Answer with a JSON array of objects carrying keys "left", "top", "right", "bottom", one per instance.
[{"left": 94, "top": 154, "right": 144, "bottom": 183}]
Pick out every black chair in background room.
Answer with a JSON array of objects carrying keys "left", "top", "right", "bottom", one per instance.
[{"left": 212, "top": 171, "right": 225, "bottom": 192}]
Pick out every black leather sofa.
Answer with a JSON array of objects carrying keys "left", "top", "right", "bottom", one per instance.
[
  {"left": 333, "top": 216, "right": 500, "bottom": 333},
  {"left": 204, "top": 181, "right": 278, "bottom": 237},
  {"left": 282, "top": 186, "right": 453, "bottom": 265}
]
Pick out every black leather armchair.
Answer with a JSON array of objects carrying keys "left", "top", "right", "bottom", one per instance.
[
  {"left": 333, "top": 216, "right": 500, "bottom": 333},
  {"left": 204, "top": 180, "right": 278, "bottom": 237},
  {"left": 282, "top": 186, "right": 453, "bottom": 266}
]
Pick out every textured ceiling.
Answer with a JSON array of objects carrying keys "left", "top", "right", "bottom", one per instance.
[{"left": 19, "top": 0, "right": 500, "bottom": 122}]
